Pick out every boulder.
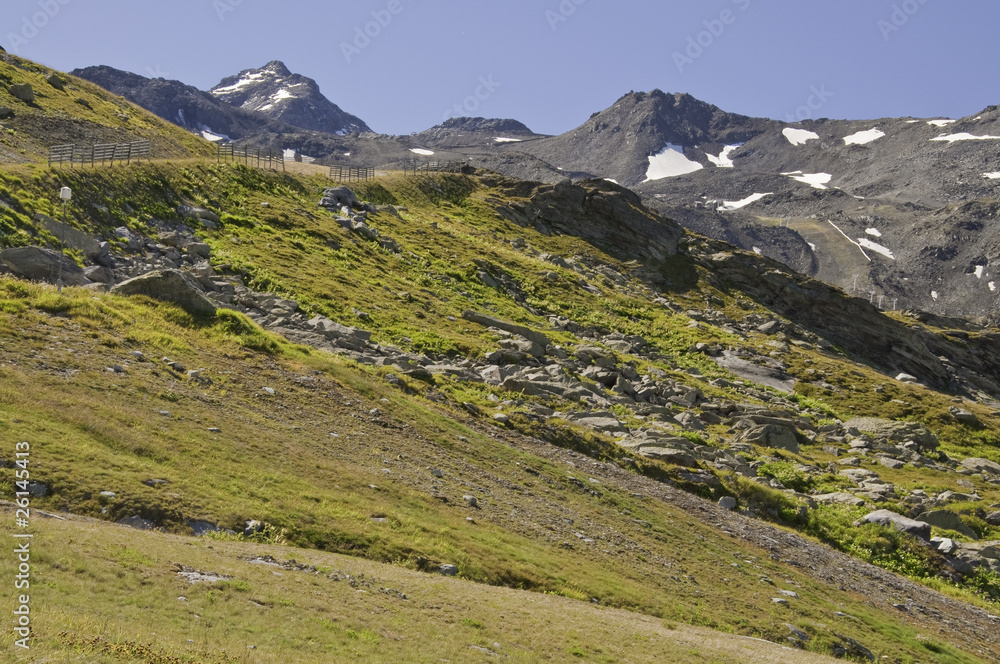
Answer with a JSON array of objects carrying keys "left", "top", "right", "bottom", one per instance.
[
  {"left": 84, "top": 265, "right": 114, "bottom": 284},
  {"left": 917, "top": 510, "right": 978, "bottom": 540},
  {"left": 960, "top": 457, "right": 1000, "bottom": 476},
  {"left": 9, "top": 84, "right": 34, "bottom": 103},
  {"left": 862, "top": 510, "right": 931, "bottom": 540},
  {"left": 111, "top": 269, "right": 217, "bottom": 316},
  {"left": 117, "top": 515, "right": 155, "bottom": 530},
  {"left": 0, "top": 246, "right": 86, "bottom": 285},
  {"left": 843, "top": 418, "right": 939, "bottom": 451},
  {"left": 813, "top": 492, "right": 866, "bottom": 507},
  {"left": 45, "top": 73, "right": 64, "bottom": 91},
  {"left": 0, "top": 106, "right": 13, "bottom": 119},
  {"left": 462, "top": 310, "right": 552, "bottom": 349},
  {"left": 735, "top": 424, "right": 799, "bottom": 453},
  {"left": 320, "top": 186, "right": 359, "bottom": 209},
  {"left": 35, "top": 214, "right": 103, "bottom": 259},
  {"left": 177, "top": 206, "right": 220, "bottom": 224},
  {"left": 950, "top": 407, "right": 979, "bottom": 426}
]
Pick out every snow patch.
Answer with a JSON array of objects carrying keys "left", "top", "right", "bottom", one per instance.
[
  {"left": 928, "top": 119, "right": 957, "bottom": 127},
  {"left": 865, "top": 228, "right": 882, "bottom": 238},
  {"left": 783, "top": 128, "right": 820, "bottom": 146},
  {"left": 931, "top": 291, "right": 939, "bottom": 300},
  {"left": 782, "top": 171, "right": 832, "bottom": 190},
  {"left": 974, "top": 265, "right": 985, "bottom": 279},
  {"left": 717, "top": 192, "right": 772, "bottom": 212},
  {"left": 212, "top": 73, "right": 265, "bottom": 95},
  {"left": 984, "top": 172, "right": 1000, "bottom": 180},
  {"left": 844, "top": 128, "right": 885, "bottom": 146},
  {"left": 990, "top": 282, "right": 997, "bottom": 292},
  {"left": 706, "top": 144, "right": 741, "bottom": 168},
  {"left": 857, "top": 238, "right": 895, "bottom": 260},
  {"left": 494, "top": 137, "right": 522, "bottom": 143},
  {"left": 807, "top": 242, "right": 817, "bottom": 251},
  {"left": 604, "top": 178, "right": 619, "bottom": 184},
  {"left": 642, "top": 144, "right": 704, "bottom": 181},
  {"left": 272, "top": 89, "right": 294, "bottom": 101},
  {"left": 752, "top": 247, "right": 762, "bottom": 255},
  {"left": 931, "top": 133, "right": 1000, "bottom": 143},
  {"left": 410, "top": 148, "right": 435, "bottom": 156},
  {"left": 200, "top": 130, "right": 229, "bottom": 142}
]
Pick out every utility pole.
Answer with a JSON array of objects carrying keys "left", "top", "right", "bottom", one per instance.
[{"left": 57, "top": 187, "right": 71, "bottom": 293}]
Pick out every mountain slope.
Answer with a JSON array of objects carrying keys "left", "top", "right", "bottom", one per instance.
[
  {"left": 0, "top": 54, "right": 213, "bottom": 162},
  {"left": 210, "top": 60, "right": 371, "bottom": 135}
]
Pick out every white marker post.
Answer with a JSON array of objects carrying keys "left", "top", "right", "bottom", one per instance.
[{"left": 57, "top": 187, "right": 71, "bottom": 293}]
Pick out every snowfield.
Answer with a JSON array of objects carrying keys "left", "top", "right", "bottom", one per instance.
[
  {"left": 717, "top": 192, "right": 772, "bottom": 212},
  {"left": 643, "top": 144, "right": 704, "bottom": 181},
  {"left": 866, "top": 228, "right": 883, "bottom": 238},
  {"left": 410, "top": 148, "right": 435, "bottom": 156},
  {"left": 782, "top": 171, "right": 832, "bottom": 190},
  {"left": 858, "top": 238, "right": 895, "bottom": 260},
  {"left": 706, "top": 145, "right": 741, "bottom": 168},
  {"left": 931, "top": 133, "right": 1000, "bottom": 143},
  {"left": 783, "top": 128, "right": 820, "bottom": 146},
  {"left": 928, "top": 119, "right": 957, "bottom": 127},
  {"left": 844, "top": 129, "right": 885, "bottom": 146},
  {"left": 494, "top": 137, "right": 522, "bottom": 143},
  {"left": 984, "top": 172, "right": 1000, "bottom": 180}
]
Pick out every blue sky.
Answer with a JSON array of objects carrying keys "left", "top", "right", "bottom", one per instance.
[{"left": 3, "top": 0, "right": 998, "bottom": 135}]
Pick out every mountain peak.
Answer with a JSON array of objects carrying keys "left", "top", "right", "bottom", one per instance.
[{"left": 210, "top": 61, "right": 370, "bottom": 135}]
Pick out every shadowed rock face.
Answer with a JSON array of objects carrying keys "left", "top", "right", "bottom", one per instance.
[
  {"left": 112, "top": 269, "right": 217, "bottom": 316},
  {"left": 488, "top": 176, "right": 684, "bottom": 262},
  {"left": 0, "top": 246, "right": 86, "bottom": 286}
]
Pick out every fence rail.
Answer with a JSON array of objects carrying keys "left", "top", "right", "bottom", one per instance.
[
  {"left": 217, "top": 144, "right": 285, "bottom": 171},
  {"left": 48, "top": 140, "right": 150, "bottom": 167},
  {"left": 401, "top": 160, "right": 466, "bottom": 175},
  {"left": 329, "top": 165, "right": 375, "bottom": 182}
]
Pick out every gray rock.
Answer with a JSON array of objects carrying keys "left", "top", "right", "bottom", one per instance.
[
  {"left": 932, "top": 537, "right": 959, "bottom": 555},
  {"left": 950, "top": 407, "right": 979, "bottom": 425},
  {"left": 112, "top": 269, "right": 217, "bottom": 316},
  {"left": 0, "top": 106, "right": 13, "bottom": 119},
  {"left": 493, "top": 413, "right": 510, "bottom": 425},
  {"left": 895, "top": 373, "right": 918, "bottom": 383},
  {"left": 735, "top": 424, "right": 799, "bottom": 453},
  {"left": 878, "top": 456, "right": 906, "bottom": 470},
  {"left": 960, "top": 458, "right": 1000, "bottom": 476},
  {"left": 439, "top": 564, "right": 459, "bottom": 576},
  {"left": 26, "top": 481, "right": 48, "bottom": 498},
  {"left": 84, "top": 265, "right": 114, "bottom": 284},
  {"left": 986, "top": 511, "right": 1000, "bottom": 527},
  {"left": 0, "top": 246, "right": 87, "bottom": 286},
  {"left": 462, "top": 311, "right": 552, "bottom": 350},
  {"left": 187, "top": 520, "right": 224, "bottom": 536},
  {"left": 813, "top": 492, "right": 866, "bottom": 507},
  {"left": 35, "top": 214, "right": 103, "bottom": 259},
  {"left": 463, "top": 495, "right": 479, "bottom": 508},
  {"left": 757, "top": 320, "right": 781, "bottom": 335},
  {"left": 45, "top": 73, "right": 64, "bottom": 91},
  {"left": 177, "top": 206, "right": 220, "bottom": 224},
  {"left": 9, "top": 84, "right": 34, "bottom": 102},
  {"left": 117, "top": 515, "right": 155, "bottom": 530},
  {"left": 718, "top": 496, "right": 737, "bottom": 511},
  {"left": 320, "top": 187, "right": 359, "bottom": 209},
  {"left": 843, "top": 418, "right": 939, "bottom": 451},
  {"left": 187, "top": 242, "right": 212, "bottom": 259},
  {"left": 862, "top": 510, "right": 931, "bottom": 540},
  {"left": 917, "top": 510, "right": 978, "bottom": 540}
]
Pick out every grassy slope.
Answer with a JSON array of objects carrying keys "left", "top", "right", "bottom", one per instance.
[
  {"left": 0, "top": 280, "right": 985, "bottom": 664},
  {"left": 0, "top": 54, "right": 213, "bottom": 162},
  {"left": 0, "top": 157, "right": 997, "bottom": 660}
]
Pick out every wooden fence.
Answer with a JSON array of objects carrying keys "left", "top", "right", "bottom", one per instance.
[
  {"left": 217, "top": 144, "right": 285, "bottom": 171},
  {"left": 401, "top": 160, "right": 466, "bottom": 175},
  {"left": 48, "top": 140, "right": 151, "bottom": 167},
  {"left": 329, "top": 165, "right": 375, "bottom": 182}
]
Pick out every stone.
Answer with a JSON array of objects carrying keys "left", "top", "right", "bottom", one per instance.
[
  {"left": 177, "top": 206, "right": 220, "bottom": 224},
  {"left": 493, "top": 413, "right": 510, "bottom": 425},
  {"left": 877, "top": 456, "right": 906, "bottom": 470},
  {"left": 932, "top": 537, "right": 959, "bottom": 555},
  {"left": 26, "top": 481, "right": 48, "bottom": 498},
  {"left": 960, "top": 458, "right": 1000, "bottom": 476},
  {"left": 35, "top": 214, "right": 103, "bottom": 259},
  {"left": 117, "top": 515, "right": 155, "bottom": 530},
  {"left": 9, "top": 84, "right": 34, "bottom": 103},
  {"left": 463, "top": 495, "right": 478, "bottom": 508},
  {"left": 187, "top": 520, "right": 224, "bottom": 536},
  {"left": 757, "top": 320, "right": 781, "bottom": 335},
  {"left": 862, "top": 510, "right": 931, "bottom": 540},
  {"left": 0, "top": 246, "right": 87, "bottom": 286},
  {"left": 0, "top": 106, "right": 13, "bottom": 119},
  {"left": 950, "top": 407, "right": 979, "bottom": 425},
  {"left": 718, "top": 496, "right": 737, "bottom": 511},
  {"left": 45, "top": 73, "right": 64, "bottom": 90},
  {"left": 917, "top": 510, "right": 978, "bottom": 540},
  {"left": 438, "top": 564, "right": 459, "bottom": 576},
  {"left": 813, "top": 493, "right": 866, "bottom": 507},
  {"left": 843, "top": 418, "right": 939, "bottom": 451},
  {"left": 462, "top": 311, "right": 552, "bottom": 350},
  {"left": 84, "top": 265, "right": 114, "bottom": 284},
  {"left": 895, "top": 373, "right": 918, "bottom": 383},
  {"left": 112, "top": 269, "right": 217, "bottom": 316},
  {"left": 986, "top": 512, "right": 1000, "bottom": 527},
  {"left": 320, "top": 187, "right": 359, "bottom": 209},
  {"left": 187, "top": 242, "right": 212, "bottom": 259},
  {"left": 735, "top": 424, "right": 800, "bottom": 453}
]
